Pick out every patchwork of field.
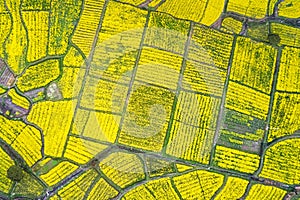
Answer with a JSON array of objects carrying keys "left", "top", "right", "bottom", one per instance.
[{"left": 0, "top": 0, "right": 299, "bottom": 199}]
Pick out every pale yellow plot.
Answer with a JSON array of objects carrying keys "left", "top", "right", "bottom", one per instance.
[
  {"left": 64, "top": 136, "right": 108, "bottom": 164},
  {"left": 58, "top": 169, "right": 98, "bottom": 199},
  {"left": 40, "top": 161, "right": 78, "bottom": 186},
  {"left": 100, "top": 152, "right": 145, "bottom": 188},
  {"left": 173, "top": 170, "right": 224, "bottom": 199},
  {"left": 246, "top": 184, "right": 286, "bottom": 200},
  {"left": 183, "top": 60, "right": 227, "bottom": 97},
  {"left": 70, "top": 108, "right": 89, "bottom": 135},
  {"left": 71, "top": 0, "right": 105, "bottom": 57},
  {"left": 27, "top": 100, "right": 76, "bottom": 157},
  {"left": 11, "top": 125, "right": 42, "bottom": 167},
  {"left": 82, "top": 111, "right": 120, "bottom": 143},
  {"left": 166, "top": 91, "right": 219, "bottom": 164},
  {"left": 0, "top": 146, "right": 14, "bottom": 194},
  {"left": 90, "top": 1, "right": 147, "bottom": 78},
  {"left": 277, "top": 47, "right": 300, "bottom": 92},
  {"left": 215, "top": 176, "right": 248, "bottom": 200},
  {"left": 278, "top": 0, "right": 300, "bottom": 18},
  {"left": 136, "top": 47, "right": 182, "bottom": 90},
  {"left": 5, "top": 0, "right": 27, "bottom": 74},
  {"left": 214, "top": 145, "right": 260, "bottom": 174},
  {"left": 145, "top": 12, "right": 190, "bottom": 55},
  {"left": 96, "top": 1, "right": 147, "bottom": 45},
  {"left": 57, "top": 67, "right": 85, "bottom": 98},
  {"left": 80, "top": 76, "right": 128, "bottom": 113},
  {"left": 22, "top": 11, "right": 48, "bottom": 62},
  {"left": 17, "top": 59, "right": 60, "bottom": 92},
  {"left": 261, "top": 138, "right": 300, "bottom": 185},
  {"left": 167, "top": 122, "right": 215, "bottom": 164},
  {"left": 226, "top": 81, "right": 270, "bottom": 120},
  {"left": 87, "top": 178, "right": 118, "bottom": 200}
]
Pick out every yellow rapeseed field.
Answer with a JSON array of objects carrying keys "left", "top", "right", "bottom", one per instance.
[
  {"left": 40, "top": 161, "right": 78, "bottom": 186},
  {"left": 215, "top": 176, "right": 248, "bottom": 200},
  {"left": 173, "top": 170, "right": 224, "bottom": 199},
  {"left": 87, "top": 178, "right": 119, "bottom": 200},
  {"left": 17, "top": 59, "right": 60, "bottom": 92},
  {"left": 0, "top": 147, "right": 14, "bottom": 193},
  {"left": 246, "top": 184, "right": 286, "bottom": 200},
  {"left": 27, "top": 100, "right": 76, "bottom": 157},
  {"left": 71, "top": 0, "right": 106, "bottom": 57},
  {"left": 100, "top": 152, "right": 145, "bottom": 188},
  {"left": 22, "top": 11, "right": 48, "bottom": 62},
  {"left": 57, "top": 169, "right": 98, "bottom": 199},
  {"left": 260, "top": 138, "right": 300, "bottom": 185},
  {"left": 268, "top": 93, "right": 300, "bottom": 142},
  {"left": 63, "top": 136, "right": 108, "bottom": 164},
  {"left": 5, "top": 0, "right": 27, "bottom": 74},
  {"left": 214, "top": 145, "right": 260, "bottom": 174}
]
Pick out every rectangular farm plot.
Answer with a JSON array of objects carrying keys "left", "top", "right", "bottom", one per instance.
[
  {"left": 227, "top": 0, "right": 268, "bottom": 19},
  {"left": 182, "top": 60, "right": 227, "bottom": 97},
  {"left": 189, "top": 24, "right": 234, "bottom": 70},
  {"left": 82, "top": 110, "right": 121, "bottom": 143},
  {"left": 118, "top": 83, "right": 175, "bottom": 152},
  {"left": 166, "top": 91, "right": 221, "bottom": 164},
  {"left": 23, "top": 11, "right": 49, "bottom": 62},
  {"left": 271, "top": 23, "right": 300, "bottom": 47},
  {"left": 71, "top": 108, "right": 121, "bottom": 144},
  {"left": 157, "top": 0, "right": 207, "bottom": 23},
  {"left": 144, "top": 12, "right": 190, "bottom": 55},
  {"left": 135, "top": 47, "right": 183, "bottom": 90},
  {"left": 217, "top": 108, "right": 265, "bottom": 154},
  {"left": 230, "top": 37, "right": 277, "bottom": 94},
  {"left": 71, "top": 0, "right": 106, "bottom": 57},
  {"left": 277, "top": 46, "right": 300, "bottom": 92},
  {"left": 268, "top": 92, "right": 300, "bottom": 142},
  {"left": 89, "top": 1, "right": 147, "bottom": 78},
  {"left": 213, "top": 145, "right": 260, "bottom": 174},
  {"left": 225, "top": 81, "right": 270, "bottom": 120},
  {"left": 80, "top": 76, "right": 129, "bottom": 114}
]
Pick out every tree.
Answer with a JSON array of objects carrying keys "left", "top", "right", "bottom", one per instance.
[
  {"left": 268, "top": 33, "right": 281, "bottom": 46},
  {"left": 7, "top": 165, "right": 24, "bottom": 182}
]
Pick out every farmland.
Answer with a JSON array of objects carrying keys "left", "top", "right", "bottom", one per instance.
[{"left": 0, "top": 0, "right": 299, "bottom": 199}]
